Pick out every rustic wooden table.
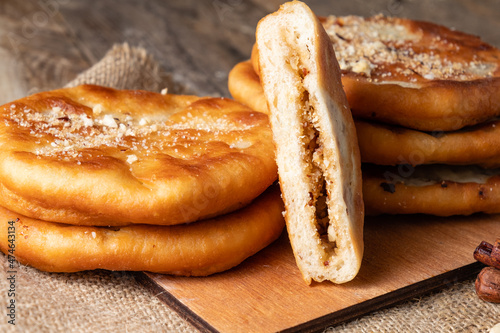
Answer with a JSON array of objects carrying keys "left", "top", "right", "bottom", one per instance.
[
  {"left": 1, "top": 0, "right": 499, "bottom": 104},
  {"left": 1, "top": 1, "right": 500, "bottom": 332}
]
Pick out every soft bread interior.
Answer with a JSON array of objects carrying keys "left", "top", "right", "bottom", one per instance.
[{"left": 256, "top": 1, "right": 364, "bottom": 284}]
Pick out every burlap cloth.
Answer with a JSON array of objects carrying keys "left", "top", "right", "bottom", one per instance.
[{"left": 1, "top": 43, "right": 499, "bottom": 333}]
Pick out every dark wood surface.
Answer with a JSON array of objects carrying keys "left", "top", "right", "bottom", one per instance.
[{"left": 1, "top": 0, "right": 499, "bottom": 104}]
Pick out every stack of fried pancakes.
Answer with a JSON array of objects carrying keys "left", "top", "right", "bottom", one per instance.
[
  {"left": 229, "top": 14, "right": 500, "bottom": 216},
  {"left": 0, "top": 84, "right": 284, "bottom": 275}
]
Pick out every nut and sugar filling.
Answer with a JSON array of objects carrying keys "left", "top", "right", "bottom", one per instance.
[
  {"left": 282, "top": 30, "right": 340, "bottom": 267},
  {"left": 300, "top": 88, "right": 338, "bottom": 266}
]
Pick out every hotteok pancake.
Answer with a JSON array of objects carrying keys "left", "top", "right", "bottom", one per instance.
[
  {"left": 0, "top": 85, "right": 277, "bottom": 226},
  {"left": 0, "top": 184, "right": 285, "bottom": 275},
  {"left": 230, "top": 60, "right": 500, "bottom": 168}
]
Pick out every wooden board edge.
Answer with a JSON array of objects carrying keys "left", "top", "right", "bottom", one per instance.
[
  {"left": 282, "top": 261, "right": 485, "bottom": 333},
  {"left": 134, "top": 262, "right": 484, "bottom": 333},
  {"left": 133, "top": 272, "right": 220, "bottom": 333}
]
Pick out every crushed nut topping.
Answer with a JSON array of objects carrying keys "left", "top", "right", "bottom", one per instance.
[
  {"left": 323, "top": 14, "right": 497, "bottom": 81},
  {"left": 5, "top": 102, "right": 257, "bottom": 162}
]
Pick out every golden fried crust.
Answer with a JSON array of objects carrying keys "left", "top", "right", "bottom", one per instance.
[
  {"left": 341, "top": 76, "right": 500, "bottom": 132},
  {"left": 0, "top": 85, "right": 277, "bottom": 226},
  {"left": 252, "top": 15, "right": 500, "bottom": 132},
  {"left": 357, "top": 120, "right": 500, "bottom": 168},
  {"left": 228, "top": 61, "right": 269, "bottom": 116},
  {"left": 363, "top": 164, "right": 500, "bottom": 216},
  {"left": 229, "top": 60, "right": 269, "bottom": 114},
  {"left": 0, "top": 185, "right": 285, "bottom": 275},
  {"left": 322, "top": 15, "right": 500, "bottom": 131},
  {"left": 229, "top": 60, "right": 500, "bottom": 167}
]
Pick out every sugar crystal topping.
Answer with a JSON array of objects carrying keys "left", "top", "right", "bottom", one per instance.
[
  {"left": 323, "top": 15, "right": 497, "bottom": 81},
  {"left": 5, "top": 101, "right": 257, "bottom": 162}
]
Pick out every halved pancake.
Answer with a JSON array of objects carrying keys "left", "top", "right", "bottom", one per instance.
[
  {"left": 363, "top": 164, "right": 500, "bottom": 216},
  {"left": 0, "top": 85, "right": 277, "bottom": 226},
  {"left": 256, "top": 1, "right": 364, "bottom": 284},
  {"left": 229, "top": 60, "right": 500, "bottom": 167},
  {"left": 252, "top": 15, "right": 500, "bottom": 132},
  {"left": 0, "top": 185, "right": 285, "bottom": 275}
]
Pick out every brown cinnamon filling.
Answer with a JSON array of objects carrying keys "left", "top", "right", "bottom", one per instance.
[{"left": 300, "top": 90, "right": 337, "bottom": 263}]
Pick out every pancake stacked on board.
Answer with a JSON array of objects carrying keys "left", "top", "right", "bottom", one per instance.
[
  {"left": 0, "top": 84, "right": 284, "bottom": 275},
  {"left": 229, "top": 12, "right": 500, "bottom": 217}
]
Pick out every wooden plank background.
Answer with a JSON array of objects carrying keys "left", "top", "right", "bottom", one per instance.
[{"left": 1, "top": 0, "right": 499, "bottom": 104}]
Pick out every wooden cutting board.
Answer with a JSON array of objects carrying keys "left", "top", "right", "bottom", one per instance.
[{"left": 137, "top": 213, "right": 498, "bottom": 333}]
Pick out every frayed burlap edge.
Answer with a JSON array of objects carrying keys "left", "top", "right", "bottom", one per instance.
[{"left": 64, "top": 42, "right": 187, "bottom": 94}]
